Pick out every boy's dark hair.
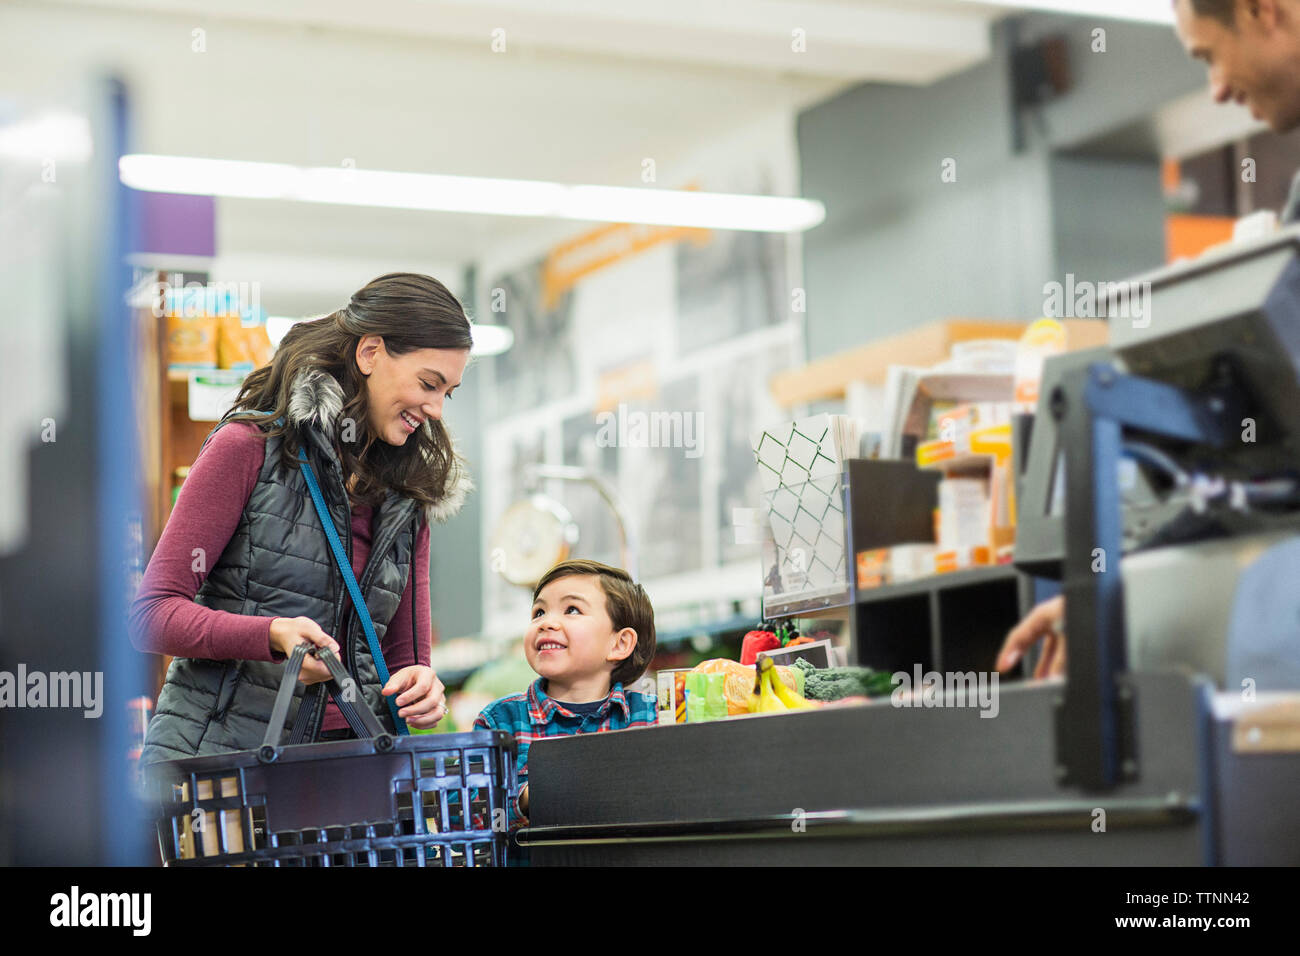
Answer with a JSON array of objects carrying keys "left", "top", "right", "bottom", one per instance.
[{"left": 532, "top": 560, "right": 656, "bottom": 686}]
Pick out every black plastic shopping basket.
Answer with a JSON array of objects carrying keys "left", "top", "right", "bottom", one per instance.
[{"left": 144, "top": 643, "right": 516, "bottom": 866}]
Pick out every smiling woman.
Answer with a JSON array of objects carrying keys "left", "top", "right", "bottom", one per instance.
[
  {"left": 229, "top": 272, "right": 473, "bottom": 513},
  {"left": 131, "top": 273, "right": 474, "bottom": 764}
]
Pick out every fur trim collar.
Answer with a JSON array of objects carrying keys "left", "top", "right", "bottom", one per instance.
[
  {"left": 287, "top": 367, "right": 346, "bottom": 443},
  {"left": 286, "top": 367, "right": 473, "bottom": 524}
]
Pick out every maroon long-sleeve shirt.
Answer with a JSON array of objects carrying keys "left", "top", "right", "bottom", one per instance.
[{"left": 130, "top": 420, "right": 432, "bottom": 731}]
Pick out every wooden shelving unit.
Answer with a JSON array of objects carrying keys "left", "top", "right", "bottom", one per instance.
[
  {"left": 135, "top": 269, "right": 222, "bottom": 696},
  {"left": 768, "top": 317, "right": 1109, "bottom": 407}
]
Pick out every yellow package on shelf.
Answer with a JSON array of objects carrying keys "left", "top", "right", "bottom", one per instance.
[
  {"left": 917, "top": 438, "right": 957, "bottom": 468},
  {"left": 969, "top": 422, "right": 1012, "bottom": 461},
  {"left": 917, "top": 422, "right": 1013, "bottom": 471},
  {"left": 166, "top": 312, "right": 218, "bottom": 372}
]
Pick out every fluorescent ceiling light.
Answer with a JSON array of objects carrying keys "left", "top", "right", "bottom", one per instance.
[
  {"left": 119, "top": 154, "right": 825, "bottom": 233},
  {"left": 470, "top": 324, "right": 514, "bottom": 357},
  {"left": 957, "top": 0, "right": 1175, "bottom": 24}
]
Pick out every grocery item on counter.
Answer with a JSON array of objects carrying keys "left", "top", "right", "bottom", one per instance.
[
  {"left": 749, "top": 657, "right": 788, "bottom": 713},
  {"left": 692, "top": 658, "right": 802, "bottom": 716},
  {"left": 740, "top": 628, "right": 781, "bottom": 665},
  {"left": 657, "top": 668, "right": 691, "bottom": 724},
  {"left": 704, "top": 672, "right": 728, "bottom": 721},
  {"left": 793, "top": 657, "right": 895, "bottom": 701},
  {"left": 685, "top": 672, "right": 707, "bottom": 722},
  {"left": 753, "top": 655, "right": 817, "bottom": 712},
  {"left": 774, "top": 620, "right": 808, "bottom": 647},
  {"left": 684, "top": 672, "right": 728, "bottom": 722}
]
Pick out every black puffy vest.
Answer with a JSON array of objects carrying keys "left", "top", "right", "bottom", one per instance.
[{"left": 139, "top": 417, "right": 420, "bottom": 764}]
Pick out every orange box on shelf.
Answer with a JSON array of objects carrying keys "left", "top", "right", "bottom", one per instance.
[
  {"left": 918, "top": 422, "right": 1013, "bottom": 471},
  {"left": 856, "top": 549, "right": 889, "bottom": 589},
  {"left": 917, "top": 439, "right": 956, "bottom": 468},
  {"left": 935, "top": 546, "right": 992, "bottom": 574}
]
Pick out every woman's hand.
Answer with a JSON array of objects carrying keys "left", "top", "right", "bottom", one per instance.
[
  {"left": 382, "top": 665, "right": 447, "bottom": 729},
  {"left": 996, "top": 595, "right": 1066, "bottom": 679},
  {"left": 269, "top": 616, "right": 340, "bottom": 685}
]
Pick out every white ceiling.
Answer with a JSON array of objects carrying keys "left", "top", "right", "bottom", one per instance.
[{"left": 3, "top": 0, "right": 1006, "bottom": 314}]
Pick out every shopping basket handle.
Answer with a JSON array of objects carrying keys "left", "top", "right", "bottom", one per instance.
[
  {"left": 259, "top": 644, "right": 394, "bottom": 763},
  {"left": 313, "top": 645, "right": 389, "bottom": 742}
]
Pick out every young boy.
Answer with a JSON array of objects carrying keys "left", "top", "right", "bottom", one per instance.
[{"left": 474, "top": 559, "right": 658, "bottom": 832}]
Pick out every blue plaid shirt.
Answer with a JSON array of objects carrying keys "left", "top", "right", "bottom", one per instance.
[{"left": 474, "top": 677, "right": 658, "bottom": 828}]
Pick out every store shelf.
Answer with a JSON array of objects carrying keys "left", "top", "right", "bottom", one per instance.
[
  {"left": 854, "top": 564, "right": 1020, "bottom": 605},
  {"left": 768, "top": 319, "right": 1028, "bottom": 406},
  {"left": 768, "top": 318, "right": 1109, "bottom": 407},
  {"left": 748, "top": 446, "right": 1044, "bottom": 674},
  {"left": 917, "top": 451, "right": 996, "bottom": 472}
]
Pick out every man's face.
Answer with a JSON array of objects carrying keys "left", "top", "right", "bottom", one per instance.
[{"left": 1174, "top": 0, "right": 1300, "bottom": 133}]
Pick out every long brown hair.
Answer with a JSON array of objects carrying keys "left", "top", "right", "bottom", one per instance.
[{"left": 225, "top": 273, "right": 472, "bottom": 512}]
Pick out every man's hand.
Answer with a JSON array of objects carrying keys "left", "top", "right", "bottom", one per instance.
[
  {"left": 382, "top": 665, "right": 447, "bottom": 729},
  {"left": 996, "top": 595, "right": 1066, "bottom": 679}
]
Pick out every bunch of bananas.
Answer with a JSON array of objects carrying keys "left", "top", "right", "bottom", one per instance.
[{"left": 748, "top": 655, "right": 817, "bottom": 714}]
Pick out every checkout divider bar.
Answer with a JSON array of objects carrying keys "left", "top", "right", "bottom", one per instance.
[{"left": 515, "top": 793, "right": 1199, "bottom": 847}]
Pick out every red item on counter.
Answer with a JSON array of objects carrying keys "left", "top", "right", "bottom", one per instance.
[{"left": 740, "top": 630, "right": 782, "bottom": 666}]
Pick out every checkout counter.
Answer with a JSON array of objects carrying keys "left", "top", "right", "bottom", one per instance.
[{"left": 517, "top": 226, "right": 1300, "bottom": 866}]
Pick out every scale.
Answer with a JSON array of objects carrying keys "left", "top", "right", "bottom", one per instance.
[{"left": 488, "top": 465, "right": 639, "bottom": 588}]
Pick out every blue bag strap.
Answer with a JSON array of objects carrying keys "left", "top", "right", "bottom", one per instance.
[{"left": 296, "top": 445, "right": 408, "bottom": 735}]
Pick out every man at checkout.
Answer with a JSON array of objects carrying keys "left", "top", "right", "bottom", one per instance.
[{"left": 997, "top": 0, "right": 1300, "bottom": 678}]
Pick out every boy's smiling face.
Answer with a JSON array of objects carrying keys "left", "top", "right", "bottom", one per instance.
[{"left": 526, "top": 574, "right": 636, "bottom": 698}]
